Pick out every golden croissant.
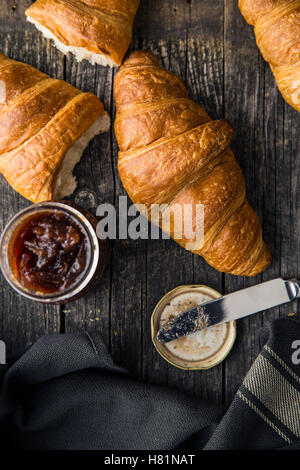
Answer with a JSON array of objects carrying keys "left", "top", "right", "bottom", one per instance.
[
  {"left": 0, "top": 53, "right": 110, "bottom": 203},
  {"left": 114, "top": 51, "right": 271, "bottom": 276},
  {"left": 239, "top": 0, "right": 300, "bottom": 112},
  {"left": 26, "top": 0, "right": 140, "bottom": 67}
]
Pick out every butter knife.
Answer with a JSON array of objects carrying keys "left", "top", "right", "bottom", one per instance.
[{"left": 157, "top": 278, "right": 300, "bottom": 343}]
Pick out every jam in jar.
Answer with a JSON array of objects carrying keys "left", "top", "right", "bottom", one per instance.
[
  {"left": 11, "top": 211, "right": 89, "bottom": 295},
  {"left": 0, "top": 201, "right": 109, "bottom": 303}
]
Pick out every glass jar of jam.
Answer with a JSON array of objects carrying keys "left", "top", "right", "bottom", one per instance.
[{"left": 0, "top": 201, "right": 110, "bottom": 304}]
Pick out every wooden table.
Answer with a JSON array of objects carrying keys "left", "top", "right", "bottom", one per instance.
[{"left": 0, "top": 0, "right": 299, "bottom": 406}]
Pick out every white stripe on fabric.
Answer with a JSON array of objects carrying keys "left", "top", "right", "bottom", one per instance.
[
  {"left": 237, "top": 390, "right": 292, "bottom": 444},
  {"left": 264, "top": 345, "right": 300, "bottom": 385},
  {"left": 243, "top": 355, "right": 300, "bottom": 438}
]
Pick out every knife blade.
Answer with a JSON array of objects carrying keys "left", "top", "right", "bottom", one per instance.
[{"left": 156, "top": 278, "right": 300, "bottom": 343}]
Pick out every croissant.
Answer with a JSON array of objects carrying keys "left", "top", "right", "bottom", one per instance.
[
  {"left": 239, "top": 0, "right": 300, "bottom": 112},
  {"left": 114, "top": 52, "right": 271, "bottom": 276},
  {"left": 26, "top": 0, "right": 140, "bottom": 67},
  {"left": 0, "top": 53, "right": 110, "bottom": 203}
]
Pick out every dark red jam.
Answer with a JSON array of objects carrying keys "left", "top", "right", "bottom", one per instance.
[{"left": 10, "top": 211, "right": 90, "bottom": 294}]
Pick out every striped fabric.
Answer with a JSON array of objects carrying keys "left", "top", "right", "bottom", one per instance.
[
  {"left": 1, "top": 319, "right": 300, "bottom": 449},
  {"left": 238, "top": 344, "right": 300, "bottom": 445}
]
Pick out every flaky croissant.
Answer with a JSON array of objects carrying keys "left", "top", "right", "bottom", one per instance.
[
  {"left": 26, "top": 0, "right": 140, "bottom": 67},
  {"left": 239, "top": 0, "right": 300, "bottom": 112},
  {"left": 0, "top": 53, "right": 110, "bottom": 203},
  {"left": 114, "top": 52, "right": 271, "bottom": 276}
]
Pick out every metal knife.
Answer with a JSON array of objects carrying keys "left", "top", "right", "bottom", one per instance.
[{"left": 156, "top": 278, "right": 300, "bottom": 343}]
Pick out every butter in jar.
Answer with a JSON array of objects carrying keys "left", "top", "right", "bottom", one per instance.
[{"left": 151, "top": 285, "right": 236, "bottom": 370}]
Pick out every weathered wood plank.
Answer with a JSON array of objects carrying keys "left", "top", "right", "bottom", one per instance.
[
  {"left": 187, "top": 0, "right": 225, "bottom": 403},
  {"left": 223, "top": 1, "right": 269, "bottom": 402},
  {"left": 264, "top": 82, "right": 300, "bottom": 320},
  {"left": 0, "top": 31, "right": 61, "bottom": 356},
  {"left": 222, "top": 0, "right": 300, "bottom": 402},
  {"left": 135, "top": 0, "right": 189, "bottom": 41},
  {"left": 132, "top": 0, "right": 226, "bottom": 403},
  {"left": 62, "top": 60, "right": 114, "bottom": 350},
  {"left": 62, "top": 59, "right": 146, "bottom": 379},
  {"left": 1, "top": 0, "right": 32, "bottom": 32}
]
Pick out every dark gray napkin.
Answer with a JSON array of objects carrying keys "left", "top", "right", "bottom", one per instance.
[{"left": 0, "top": 319, "right": 299, "bottom": 450}]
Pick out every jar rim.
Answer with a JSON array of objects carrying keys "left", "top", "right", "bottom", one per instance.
[
  {"left": 151, "top": 284, "right": 236, "bottom": 370},
  {"left": 0, "top": 201, "right": 100, "bottom": 303}
]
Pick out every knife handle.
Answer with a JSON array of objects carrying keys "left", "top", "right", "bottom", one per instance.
[{"left": 287, "top": 279, "right": 300, "bottom": 300}]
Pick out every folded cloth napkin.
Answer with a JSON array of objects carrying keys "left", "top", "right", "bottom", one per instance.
[{"left": 0, "top": 319, "right": 299, "bottom": 450}]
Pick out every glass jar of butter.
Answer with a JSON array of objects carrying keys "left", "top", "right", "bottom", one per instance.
[
  {"left": 0, "top": 201, "right": 110, "bottom": 304},
  {"left": 151, "top": 284, "right": 236, "bottom": 370}
]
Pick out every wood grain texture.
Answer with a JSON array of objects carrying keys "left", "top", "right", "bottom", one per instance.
[
  {"left": 0, "top": 29, "right": 61, "bottom": 356},
  {"left": 0, "top": 0, "right": 299, "bottom": 406},
  {"left": 223, "top": 0, "right": 266, "bottom": 401}
]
